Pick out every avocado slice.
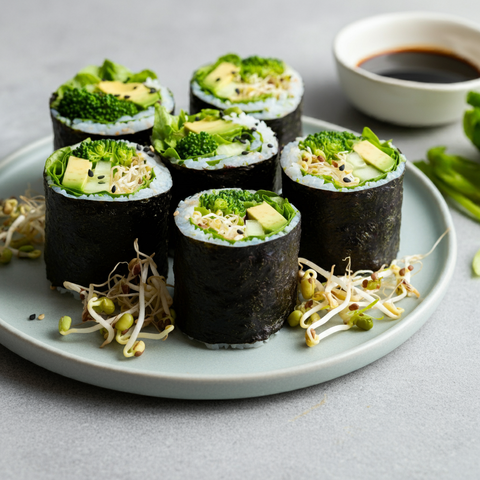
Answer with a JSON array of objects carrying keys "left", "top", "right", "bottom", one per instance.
[
  {"left": 83, "top": 161, "right": 112, "bottom": 194},
  {"left": 246, "top": 202, "right": 287, "bottom": 234},
  {"left": 353, "top": 141, "right": 395, "bottom": 173},
  {"left": 216, "top": 143, "right": 245, "bottom": 157},
  {"left": 62, "top": 156, "right": 92, "bottom": 191},
  {"left": 97, "top": 81, "right": 160, "bottom": 109},
  {"left": 184, "top": 118, "right": 242, "bottom": 137},
  {"left": 202, "top": 62, "right": 240, "bottom": 96}
]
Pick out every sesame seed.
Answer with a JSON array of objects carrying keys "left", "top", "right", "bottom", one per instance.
[
  {"left": 251, "top": 127, "right": 257, "bottom": 131},
  {"left": 38, "top": 314, "right": 45, "bottom": 320},
  {"left": 150, "top": 88, "right": 156, "bottom": 94},
  {"left": 195, "top": 116, "right": 200, "bottom": 121},
  {"left": 239, "top": 139, "right": 246, "bottom": 144},
  {"left": 29, "top": 314, "right": 36, "bottom": 320},
  {"left": 147, "top": 152, "right": 154, "bottom": 157},
  {"left": 136, "top": 144, "right": 142, "bottom": 150},
  {"left": 242, "top": 151, "right": 249, "bottom": 155},
  {"left": 124, "top": 95, "right": 130, "bottom": 99},
  {"left": 98, "top": 175, "right": 105, "bottom": 179},
  {"left": 339, "top": 164, "right": 345, "bottom": 171},
  {"left": 216, "top": 78, "right": 220, "bottom": 82},
  {"left": 343, "top": 177, "right": 351, "bottom": 183},
  {"left": 237, "top": 229, "right": 243, "bottom": 234},
  {"left": 235, "top": 88, "right": 240, "bottom": 94},
  {"left": 133, "top": 86, "right": 138, "bottom": 90},
  {"left": 114, "top": 94, "right": 120, "bottom": 97},
  {"left": 267, "top": 144, "right": 273, "bottom": 148},
  {"left": 88, "top": 169, "right": 94, "bottom": 177},
  {"left": 143, "top": 147, "right": 150, "bottom": 152},
  {"left": 111, "top": 185, "right": 117, "bottom": 193},
  {"left": 98, "top": 181, "right": 105, "bottom": 185}
]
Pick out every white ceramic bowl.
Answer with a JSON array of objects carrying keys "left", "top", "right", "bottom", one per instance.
[{"left": 334, "top": 12, "right": 480, "bottom": 127}]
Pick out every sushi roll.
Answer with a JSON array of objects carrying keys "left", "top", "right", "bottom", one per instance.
[
  {"left": 152, "top": 105, "right": 279, "bottom": 239},
  {"left": 281, "top": 128, "right": 406, "bottom": 273},
  {"left": 44, "top": 138, "right": 172, "bottom": 288},
  {"left": 50, "top": 59, "right": 175, "bottom": 150},
  {"left": 190, "top": 54, "right": 304, "bottom": 147},
  {"left": 173, "top": 188, "right": 301, "bottom": 348}
]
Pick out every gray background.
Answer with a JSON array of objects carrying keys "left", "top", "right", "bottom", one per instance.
[{"left": 1, "top": 0, "right": 479, "bottom": 478}]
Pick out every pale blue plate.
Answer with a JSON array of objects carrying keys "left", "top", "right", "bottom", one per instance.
[{"left": 0, "top": 117, "right": 456, "bottom": 399}]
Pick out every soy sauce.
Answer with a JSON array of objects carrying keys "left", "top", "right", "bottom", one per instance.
[{"left": 358, "top": 48, "right": 480, "bottom": 84}]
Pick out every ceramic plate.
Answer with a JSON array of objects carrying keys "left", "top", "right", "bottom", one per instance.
[{"left": 0, "top": 117, "right": 457, "bottom": 399}]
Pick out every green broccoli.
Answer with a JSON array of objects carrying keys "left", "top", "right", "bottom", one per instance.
[
  {"left": 299, "top": 131, "right": 358, "bottom": 160},
  {"left": 176, "top": 131, "right": 219, "bottom": 159},
  {"left": 241, "top": 56, "right": 285, "bottom": 79},
  {"left": 199, "top": 189, "right": 263, "bottom": 216},
  {"left": 73, "top": 139, "right": 136, "bottom": 166},
  {"left": 57, "top": 88, "right": 139, "bottom": 124}
]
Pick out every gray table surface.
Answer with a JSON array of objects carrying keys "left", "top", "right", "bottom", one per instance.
[{"left": 1, "top": 1, "right": 479, "bottom": 479}]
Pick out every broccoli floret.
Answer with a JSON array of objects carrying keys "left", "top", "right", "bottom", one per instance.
[
  {"left": 241, "top": 56, "right": 285, "bottom": 79},
  {"left": 73, "top": 139, "right": 136, "bottom": 166},
  {"left": 199, "top": 189, "right": 263, "bottom": 216},
  {"left": 299, "top": 131, "right": 358, "bottom": 160},
  {"left": 176, "top": 131, "right": 219, "bottom": 159},
  {"left": 57, "top": 88, "right": 139, "bottom": 124}
]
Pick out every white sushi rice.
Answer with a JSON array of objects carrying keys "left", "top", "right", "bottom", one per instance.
[
  {"left": 169, "top": 112, "right": 278, "bottom": 170},
  {"left": 175, "top": 188, "right": 300, "bottom": 248},
  {"left": 51, "top": 78, "right": 175, "bottom": 136},
  {"left": 191, "top": 67, "right": 304, "bottom": 120},
  {"left": 280, "top": 139, "right": 407, "bottom": 192},
  {"left": 47, "top": 140, "right": 172, "bottom": 201}
]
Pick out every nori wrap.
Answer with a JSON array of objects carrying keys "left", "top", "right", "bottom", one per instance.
[
  {"left": 43, "top": 139, "right": 172, "bottom": 287},
  {"left": 173, "top": 188, "right": 301, "bottom": 347},
  {"left": 50, "top": 59, "right": 175, "bottom": 150},
  {"left": 189, "top": 54, "right": 304, "bottom": 147},
  {"left": 281, "top": 128, "right": 406, "bottom": 274}
]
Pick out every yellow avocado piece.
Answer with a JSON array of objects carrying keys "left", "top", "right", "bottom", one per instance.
[
  {"left": 352, "top": 140, "right": 395, "bottom": 173},
  {"left": 98, "top": 81, "right": 150, "bottom": 101},
  {"left": 203, "top": 62, "right": 240, "bottom": 93},
  {"left": 246, "top": 202, "right": 287, "bottom": 234},
  {"left": 62, "top": 156, "right": 92, "bottom": 191}
]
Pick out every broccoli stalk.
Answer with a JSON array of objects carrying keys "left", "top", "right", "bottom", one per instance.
[{"left": 57, "top": 88, "right": 139, "bottom": 124}]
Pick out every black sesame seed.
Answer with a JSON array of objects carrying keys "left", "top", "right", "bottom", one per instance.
[
  {"left": 339, "top": 164, "right": 345, "bottom": 171},
  {"left": 98, "top": 175, "right": 105, "bottom": 179},
  {"left": 147, "top": 152, "right": 154, "bottom": 157},
  {"left": 88, "top": 169, "right": 94, "bottom": 177},
  {"left": 136, "top": 144, "right": 142, "bottom": 150},
  {"left": 216, "top": 77, "right": 220, "bottom": 82},
  {"left": 251, "top": 127, "right": 257, "bottom": 131},
  {"left": 124, "top": 95, "right": 130, "bottom": 99},
  {"left": 150, "top": 88, "right": 156, "bottom": 94},
  {"left": 267, "top": 144, "right": 273, "bottom": 148},
  {"left": 114, "top": 94, "right": 120, "bottom": 97},
  {"left": 195, "top": 116, "right": 200, "bottom": 121},
  {"left": 29, "top": 314, "right": 36, "bottom": 320},
  {"left": 343, "top": 177, "right": 351, "bottom": 183},
  {"left": 235, "top": 88, "right": 240, "bottom": 94},
  {"left": 98, "top": 181, "right": 105, "bottom": 185},
  {"left": 237, "top": 229, "right": 243, "bottom": 234},
  {"left": 143, "top": 147, "right": 150, "bottom": 152},
  {"left": 239, "top": 138, "right": 247, "bottom": 144},
  {"left": 242, "top": 151, "right": 249, "bottom": 155},
  {"left": 231, "top": 71, "right": 236, "bottom": 74},
  {"left": 133, "top": 86, "right": 138, "bottom": 90},
  {"left": 111, "top": 185, "right": 117, "bottom": 193},
  {"left": 255, "top": 122, "right": 259, "bottom": 126}
]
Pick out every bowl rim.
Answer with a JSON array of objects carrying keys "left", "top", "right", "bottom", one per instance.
[{"left": 333, "top": 11, "right": 480, "bottom": 92}]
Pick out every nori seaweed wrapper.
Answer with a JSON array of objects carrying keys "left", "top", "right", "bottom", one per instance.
[
  {"left": 174, "top": 202, "right": 301, "bottom": 346},
  {"left": 43, "top": 174, "right": 171, "bottom": 288},
  {"left": 189, "top": 89, "right": 303, "bottom": 148},
  {"left": 282, "top": 170, "right": 404, "bottom": 274},
  {"left": 50, "top": 95, "right": 175, "bottom": 150}
]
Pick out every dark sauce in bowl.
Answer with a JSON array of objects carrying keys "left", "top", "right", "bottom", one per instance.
[{"left": 358, "top": 48, "right": 480, "bottom": 83}]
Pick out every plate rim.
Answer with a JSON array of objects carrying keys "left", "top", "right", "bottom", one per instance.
[{"left": 0, "top": 117, "right": 457, "bottom": 398}]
